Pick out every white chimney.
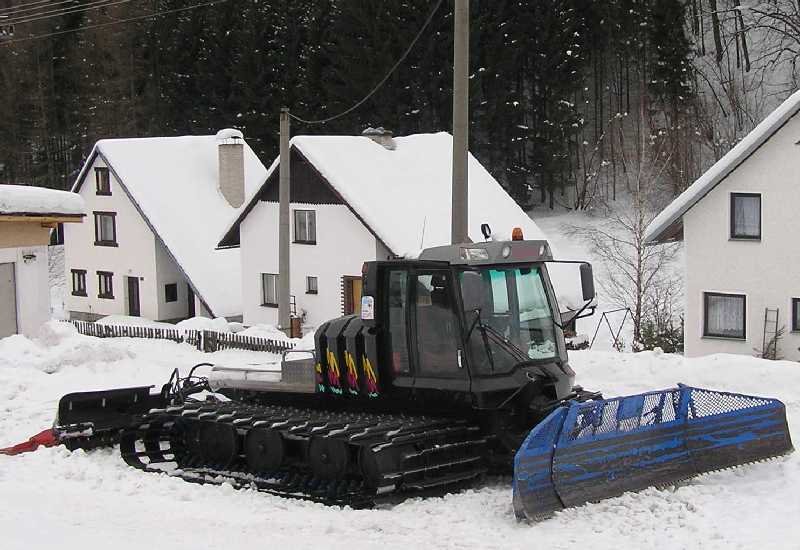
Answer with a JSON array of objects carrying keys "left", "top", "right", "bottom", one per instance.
[
  {"left": 216, "top": 128, "right": 245, "bottom": 208},
  {"left": 362, "top": 127, "right": 396, "bottom": 150}
]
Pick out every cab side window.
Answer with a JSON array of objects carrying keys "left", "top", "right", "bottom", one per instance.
[{"left": 387, "top": 270, "right": 410, "bottom": 374}]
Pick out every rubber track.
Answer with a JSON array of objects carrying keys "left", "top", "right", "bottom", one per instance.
[{"left": 119, "top": 400, "right": 490, "bottom": 507}]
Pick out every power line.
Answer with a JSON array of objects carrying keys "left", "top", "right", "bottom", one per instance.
[
  {"left": 1, "top": 0, "right": 230, "bottom": 44},
  {"left": 0, "top": 0, "right": 54, "bottom": 14},
  {"left": 0, "top": 0, "right": 85, "bottom": 17},
  {"left": 289, "top": 0, "right": 444, "bottom": 126},
  {"left": 3, "top": 0, "right": 132, "bottom": 25}
]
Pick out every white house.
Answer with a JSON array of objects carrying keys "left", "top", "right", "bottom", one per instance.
[
  {"left": 645, "top": 90, "right": 800, "bottom": 360},
  {"left": 218, "top": 130, "right": 560, "bottom": 329},
  {"left": 0, "top": 184, "right": 85, "bottom": 337},
  {"left": 65, "top": 130, "right": 267, "bottom": 322}
]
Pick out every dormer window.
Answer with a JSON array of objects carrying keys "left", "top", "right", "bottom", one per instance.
[
  {"left": 95, "top": 167, "right": 111, "bottom": 195},
  {"left": 730, "top": 193, "right": 760, "bottom": 240}
]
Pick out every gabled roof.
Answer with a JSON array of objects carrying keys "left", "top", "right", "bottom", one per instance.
[
  {"left": 72, "top": 134, "right": 268, "bottom": 317},
  {"left": 0, "top": 184, "right": 85, "bottom": 218},
  {"left": 220, "top": 132, "right": 547, "bottom": 256},
  {"left": 645, "top": 89, "right": 800, "bottom": 244}
]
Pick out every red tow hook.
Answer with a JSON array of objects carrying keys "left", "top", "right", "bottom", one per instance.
[{"left": 0, "top": 429, "right": 59, "bottom": 456}]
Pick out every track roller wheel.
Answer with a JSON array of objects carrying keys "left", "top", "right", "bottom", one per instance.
[
  {"left": 308, "top": 437, "right": 350, "bottom": 480},
  {"left": 359, "top": 445, "right": 401, "bottom": 489},
  {"left": 244, "top": 428, "right": 285, "bottom": 473},
  {"left": 198, "top": 421, "right": 239, "bottom": 468}
]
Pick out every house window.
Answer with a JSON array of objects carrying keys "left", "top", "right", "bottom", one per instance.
[
  {"left": 93, "top": 212, "right": 117, "bottom": 246},
  {"left": 165, "top": 283, "right": 178, "bottom": 303},
  {"left": 306, "top": 276, "right": 318, "bottom": 294},
  {"left": 730, "top": 193, "right": 761, "bottom": 240},
  {"left": 97, "top": 271, "right": 114, "bottom": 299},
  {"left": 95, "top": 167, "right": 111, "bottom": 195},
  {"left": 261, "top": 273, "right": 278, "bottom": 306},
  {"left": 703, "top": 292, "right": 746, "bottom": 339},
  {"left": 792, "top": 298, "right": 800, "bottom": 332},
  {"left": 294, "top": 210, "right": 316, "bottom": 244},
  {"left": 71, "top": 269, "right": 87, "bottom": 297}
]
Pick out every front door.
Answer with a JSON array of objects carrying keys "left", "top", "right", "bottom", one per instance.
[
  {"left": 0, "top": 263, "right": 17, "bottom": 337},
  {"left": 343, "top": 276, "right": 363, "bottom": 315},
  {"left": 126, "top": 276, "right": 140, "bottom": 317}
]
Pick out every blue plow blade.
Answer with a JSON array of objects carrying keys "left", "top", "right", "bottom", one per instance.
[{"left": 513, "top": 384, "right": 794, "bottom": 520}]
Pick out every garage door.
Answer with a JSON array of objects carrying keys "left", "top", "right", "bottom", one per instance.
[{"left": 0, "top": 263, "right": 18, "bottom": 338}]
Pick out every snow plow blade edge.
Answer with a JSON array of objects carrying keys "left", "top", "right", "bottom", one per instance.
[{"left": 513, "top": 385, "right": 793, "bottom": 520}]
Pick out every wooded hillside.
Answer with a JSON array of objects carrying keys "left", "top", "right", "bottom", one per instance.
[{"left": 1, "top": 0, "right": 797, "bottom": 210}]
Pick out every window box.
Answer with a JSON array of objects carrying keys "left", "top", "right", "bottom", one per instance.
[
  {"left": 97, "top": 271, "right": 114, "bottom": 299},
  {"left": 306, "top": 276, "right": 318, "bottom": 294},
  {"left": 261, "top": 273, "right": 279, "bottom": 307},
  {"left": 93, "top": 211, "right": 118, "bottom": 247},
  {"left": 95, "top": 167, "right": 111, "bottom": 195},
  {"left": 293, "top": 210, "right": 316, "bottom": 244},
  {"left": 71, "top": 269, "right": 87, "bottom": 297},
  {"left": 703, "top": 292, "right": 746, "bottom": 339},
  {"left": 730, "top": 193, "right": 761, "bottom": 240}
]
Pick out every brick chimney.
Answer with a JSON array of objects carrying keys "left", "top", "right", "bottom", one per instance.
[
  {"left": 216, "top": 128, "right": 245, "bottom": 208},
  {"left": 362, "top": 127, "right": 396, "bottom": 150}
]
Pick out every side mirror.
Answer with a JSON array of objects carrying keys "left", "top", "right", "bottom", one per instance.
[{"left": 580, "top": 263, "right": 595, "bottom": 302}]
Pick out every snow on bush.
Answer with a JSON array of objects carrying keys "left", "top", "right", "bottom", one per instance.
[{"left": 175, "top": 316, "right": 232, "bottom": 333}]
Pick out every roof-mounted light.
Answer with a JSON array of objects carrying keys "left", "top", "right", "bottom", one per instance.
[{"left": 511, "top": 227, "right": 524, "bottom": 241}]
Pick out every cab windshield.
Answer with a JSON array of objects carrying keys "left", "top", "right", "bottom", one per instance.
[{"left": 459, "top": 266, "right": 558, "bottom": 373}]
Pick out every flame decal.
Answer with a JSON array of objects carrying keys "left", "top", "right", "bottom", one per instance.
[
  {"left": 326, "top": 350, "right": 343, "bottom": 394},
  {"left": 362, "top": 356, "right": 379, "bottom": 397},
  {"left": 344, "top": 352, "right": 360, "bottom": 395}
]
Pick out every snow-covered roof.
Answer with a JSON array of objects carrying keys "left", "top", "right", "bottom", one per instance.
[
  {"left": 73, "top": 135, "right": 268, "bottom": 317},
  {"left": 0, "top": 184, "right": 85, "bottom": 217},
  {"left": 645, "top": 89, "right": 800, "bottom": 244},
  {"left": 224, "top": 132, "right": 548, "bottom": 256},
  {"left": 220, "top": 132, "right": 589, "bottom": 310}
]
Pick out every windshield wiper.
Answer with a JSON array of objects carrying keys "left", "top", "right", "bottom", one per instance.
[{"left": 465, "top": 309, "right": 496, "bottom": 372}]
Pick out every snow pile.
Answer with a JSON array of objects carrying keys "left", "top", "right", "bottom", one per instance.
[
  {"left": 95, "top": 315, "right": 176, "bottom": 329},
  {"left": 0, "top": 341, "right": 797, "bottom": 549},
  {"left": 175, "top": 316, "right": 233, "bottom": 333},
  {"left": 0, "top": 321, "right": 132, "bottom": 374},
  {"left": 0, "top": 184, "right": 85, "bottom": 216}
]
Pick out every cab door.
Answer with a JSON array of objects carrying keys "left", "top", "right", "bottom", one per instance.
[{"left": 408, "top": 268, "right": 469, "bottom": 392}]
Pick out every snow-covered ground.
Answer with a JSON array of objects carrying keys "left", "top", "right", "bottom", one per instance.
[{"left": 0, "top": 323, "right": 797, "bottom": 550}]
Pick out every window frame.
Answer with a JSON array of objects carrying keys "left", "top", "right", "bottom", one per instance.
[
  {"left": 293, "top": 209, "right": 317, "bottom": 245},
  {"left": 95, "top": 167, "right": 111, "bottom": 196},
  {"left": 71, "top": 269, "right": 87, "bottom": 297},
  {"left": 93, "top": 211, "right": 118, "bottom": 247},
  {"left": 261, "top": 273, "right": 279, "bottom": 307},
  {"left": 97, "top": 271, "right": 114, "bottom": 299},
  {"left": 306, "top": 276, "right": 318, "bottom": 294},
  {"left": 730, "top": 192, "right": 761, "bottom": 240},
  {"left": 164, "top": 283, "right": 178, "bottom": 303},
  {"left": 792, "top": 298, "right": 800, "bottom": 333},
  {"left": 703, "top": 291, "right": 746, "bottom": 340}
]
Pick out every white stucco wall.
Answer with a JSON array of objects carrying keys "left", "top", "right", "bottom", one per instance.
[
  {"left": 64, "top": 156, "right": 160, "bottom": 319},
  {"left": 240, "top": 202, "right": 379, "bottom": 328},
  {"left": 683, "top": 112, "right": 800, "bottom": 360},
  {"left": 154, "top": 239, "right": 193, "bottom": 320},
  {"left": 0, "top": 245, "right": 50, "bottom": 337}
]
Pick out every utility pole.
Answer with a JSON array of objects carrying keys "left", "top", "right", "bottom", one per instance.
[
  {"left": 278, "top": 108, "right": 291, "bottom": 334},
  {"left": 451, "top": 0, "right": 469, "bottom": 245}
]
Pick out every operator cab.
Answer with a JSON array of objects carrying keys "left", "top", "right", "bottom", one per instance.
[{"left": 364, "top": 237, "right": 595, "bottom": 406}]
